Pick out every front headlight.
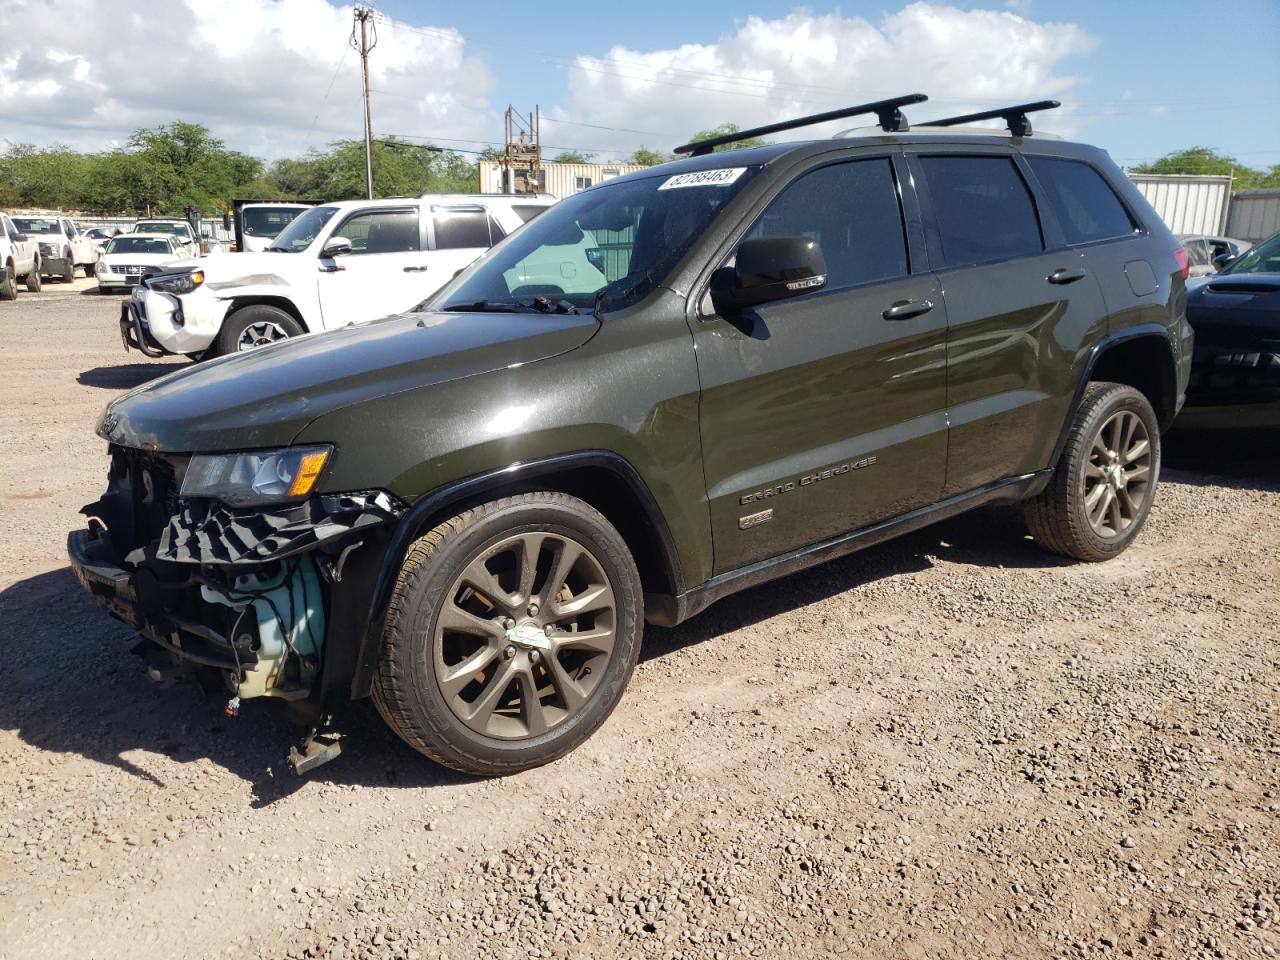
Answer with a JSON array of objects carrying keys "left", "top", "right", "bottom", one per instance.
[
  {"left": 180, "top": 445, "right": 332, "bottom": 508},
  {"left": 97, "top": 260, "right": 112, "bottom": 275},
  {"left": 39, "top": 242, "right": 58, "bottom": 256},
  {"left": 148, "top": 269, "right": 205, "bottom": 295}
]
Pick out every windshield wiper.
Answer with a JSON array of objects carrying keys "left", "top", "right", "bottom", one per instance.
[{"left": 441, "top": 299, "right": 539, "bottom": 313}]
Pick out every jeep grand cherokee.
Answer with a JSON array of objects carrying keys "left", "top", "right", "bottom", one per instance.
[{"left": 69, "top": 95, "right": 1192, "bottom": 775}]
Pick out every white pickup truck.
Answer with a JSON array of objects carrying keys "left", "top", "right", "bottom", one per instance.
[
  {"left": 121, "top": 193, "right": 556, "bottom": 358},
  {"left": 10, "top": 215, "right": 96, "bottom": 282},
  {"left": 0, "top": 212, "right": 43, "bottom": 298}
]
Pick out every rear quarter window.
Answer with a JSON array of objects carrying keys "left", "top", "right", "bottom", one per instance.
[{"left": 1027, "top": 157, "right": 1138, "bottom": 245}]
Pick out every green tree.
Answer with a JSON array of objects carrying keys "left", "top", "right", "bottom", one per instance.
[
  {"left": 686, "top": 123, "right": 769, "bottom": 153},
  {"left": 1129, "top": 147, "right": 1280, "bottom": 190},
  {"left": 629, "top": 147, "right": 671, "bottom": 166},
  {"left": 552, "top": 150, "right": 594, "bottom": 164}
]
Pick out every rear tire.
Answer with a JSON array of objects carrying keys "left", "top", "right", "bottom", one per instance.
[
  {"left": 1025, "top": 382, "right": 1161, "bottom": 562},
  {"left": 213, "top": 304, "right": 303, "bottom": 356},
  {"left": 25, "top": 262, "right": 41, "bottom": 293},
  {"left": 0, "top": 262, "right": 15, "bottom": 300},
  {"left": 373, "top": 492, "right": 643, "bottom": 776}
]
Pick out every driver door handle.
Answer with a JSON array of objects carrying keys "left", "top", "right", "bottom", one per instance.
[
  {"left": 403, "top": 265, "right": 430, "bottom": 273},
  {"left": 882, "top": 298, "right": 934, "bottom": 321},
  {"left": 1047, "top": 266, "right": 1088, "bottom": 285}
]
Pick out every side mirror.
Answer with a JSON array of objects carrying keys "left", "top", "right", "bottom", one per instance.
[
  {"left": 321, "top": 236, "right": 353, "bottom": 258},
  {"left": 1212, "top": 252, "right": 1234, "bottom": 270},
  {"left": 12, "top": 233, "right": 27, "bottom": 243},
  {"left": 711, "top": 236, "right": 827, "bottom": 313}
]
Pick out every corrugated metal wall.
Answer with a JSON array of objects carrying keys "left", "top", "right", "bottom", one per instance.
[
  {"left": 1127, "top": 174, "right": 1231, "bottom": 236},
  {"left": 1225, "top": 189, "right": 1280, "bottom": 243},
  {"left": 480, "top": 161, "right": 647, "bottom": 199}
]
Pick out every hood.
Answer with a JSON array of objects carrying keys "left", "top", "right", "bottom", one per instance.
[
  {"left": 191, "top": 250, "right": 289, "bottom": 287},
  {"left": 99, "top": 309, "right": 599, "bottom": 453},
  {"left": 1187, "top": 273, "right": 1280, "bottom": 334}
]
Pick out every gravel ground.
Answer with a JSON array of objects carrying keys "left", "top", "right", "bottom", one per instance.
[{"left": 1, "top": 287, "right": 1278, "bottom": 960}]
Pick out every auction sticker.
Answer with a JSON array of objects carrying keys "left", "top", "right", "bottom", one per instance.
[{"left": 658, "top": 167, "right": 748, "bottom": 190}]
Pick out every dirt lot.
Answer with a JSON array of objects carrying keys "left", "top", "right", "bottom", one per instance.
[{"left": 1, "top": 285, "right": 1277, "bottom": 960}]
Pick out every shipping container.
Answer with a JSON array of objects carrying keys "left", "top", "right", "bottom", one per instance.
[
  {"left": 1225, "top": 189, "right": 1280, "bottom": 243},
  {"left": 480, "top": 161, "right": 648, "bottom": 199},
  {"left": 1127, "top": 174, "right": 1232, "bottom": 236}
]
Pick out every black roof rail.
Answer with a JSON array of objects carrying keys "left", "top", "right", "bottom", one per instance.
[
  {"left": 673, "top": 93, "right": 928, "bottom": 157},
  {"left": 921, "top": 99, "right": 1061, "bottom": 138}
]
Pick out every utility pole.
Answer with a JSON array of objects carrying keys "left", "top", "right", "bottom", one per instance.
[{"left": 351, "top": 7, "right": 377, "bottom": 200}]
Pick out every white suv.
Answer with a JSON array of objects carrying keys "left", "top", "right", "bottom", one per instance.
[{"left": 121, "top": 194, "right": 556, "bottom": 358}]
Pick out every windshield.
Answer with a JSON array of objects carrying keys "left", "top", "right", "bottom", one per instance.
[
  {"left": 134, "top": 222, "right": 189, "bottom": 238},
  {"left": 107, "top": 237, "right": 173, "bottom": 255},
  {"left": 1224, "top": 232, "right": 1280, "bottom": 275},
  {"left": 12, "top": 217, "right": 59, "bottom": 235},
  {"left": 268, "top": 205, "right": 339, "bottom": 251},
  {"left": 242, "top": 205, "right": 307, "bottom": 238},
  {"left": 437, "top": 167, "right": 759, "bottom": 313}
]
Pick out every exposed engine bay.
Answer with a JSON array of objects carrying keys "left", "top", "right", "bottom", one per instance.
[{"left": 68, "top": 444, "right": 406, "bottom": 770}]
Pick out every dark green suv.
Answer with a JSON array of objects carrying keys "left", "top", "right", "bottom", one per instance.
[{"left": 68, "top": 97, "right": 1192, "bottom": 775}]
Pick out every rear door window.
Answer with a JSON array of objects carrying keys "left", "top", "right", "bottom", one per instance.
[
  {"left": 433, "top": 209, "right": 494, "bottom": 250},
  {"left": 918, "top": 155, "right": 1044, "bottom": 268},
  {"left": 1027, "top": 157, "right": 1137, "bottom": 245},
  {"left": 745, "top": 157, "right": 908, "bottom": 290}
]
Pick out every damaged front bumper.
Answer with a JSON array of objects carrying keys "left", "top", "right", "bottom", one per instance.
[{"left": 68, "top": 445, "right": 406, "bottom": 723}]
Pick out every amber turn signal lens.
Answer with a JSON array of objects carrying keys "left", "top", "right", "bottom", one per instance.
[{"left": 287, "top": 449, "right": 330, "bottom": 497}]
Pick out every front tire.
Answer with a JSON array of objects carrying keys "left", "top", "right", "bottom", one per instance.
[
  {"left": 60, "top": 256, "right": 75, "bottom": 283},
  {"left": 1025, "top": 382, "right": 1161, "bottom": 562},
  {"left": 373, "top": 492, "right": 643, "bottom": 776},
  {"left": 0, "top": 262, "right": 15, "bottom": 300},
  {"left": 84, "top": 261, "right": 96, "bottom": 278},
  {"left": 25, "top": 261, "right": 41, "bottom": 293},
  {"left": 213, "top": 304, "right": 303, "bottom": 356}
]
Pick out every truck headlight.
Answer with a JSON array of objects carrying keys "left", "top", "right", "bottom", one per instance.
[
  {"left": 180, "top": 445, "right": 332, "bottom": 507},
  {"left": 148, "top": 269, "right": 205, "bottom": 295},
  {"left": 39, "top": 242, "right": 58, "bottom": 256},
  {"left": 97, "top": 261, "right": 112, "bottom": 275}
]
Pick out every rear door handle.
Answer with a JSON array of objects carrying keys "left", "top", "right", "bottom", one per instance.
[
  {"left": 882, "top": 298, "right": 934, "bottom": 321},
  {"left": 403, "top": 265, "right": 429, "bottom": 273},
  {"left": 1047, "top": 267, "right": 1087, "bottom": 285}
]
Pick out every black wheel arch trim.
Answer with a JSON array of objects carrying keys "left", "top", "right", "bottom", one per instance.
[
  {"left": 1042, "top": 324, "right": 1181, "bottom": 488},
  {"left": 346, "top": 449, "right": 682, "bottom": 700}
]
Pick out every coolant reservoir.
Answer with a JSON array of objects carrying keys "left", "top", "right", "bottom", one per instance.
[{"left": 201, "top": 556, "right": 325, "bottom": 700}]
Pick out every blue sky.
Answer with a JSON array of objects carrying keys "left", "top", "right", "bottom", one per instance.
[
  {"left": 3, "top": 0, "right": 1277, "bottom": 170},
  {"left": 372, "top": 0, "right": 1280, "bottom": 169}
]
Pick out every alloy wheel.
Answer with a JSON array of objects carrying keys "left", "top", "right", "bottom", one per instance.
[
  {"left": 237, "top": 320, "right": 290, "bottom": 350},
  {"left": 434, "top": 531, "right": 617, "bottom": 740},
  {"left": 1083, "top": 409, "right": 1152, "bottom": 538}
]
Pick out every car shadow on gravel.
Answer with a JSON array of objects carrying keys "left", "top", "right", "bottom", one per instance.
[
  {"left": 78, "top": 363, "right": 185, "bottom": 390},
  {"left": 643, "top": 502, "right": 1067, "bottom": 662},
  {"left": 0, "top": 567, "right": 477, "bottom": 808},
  {"left": 1163, "top": 429, "right": 1280, "bottom": 491}
]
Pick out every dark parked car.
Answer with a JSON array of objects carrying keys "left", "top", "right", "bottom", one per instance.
[
  {"left": 68, "top": 96, "right": 1191, "bottom": 775},
  {"left": 1179, "top": 231, "right": 1280, "bottom": 430}
]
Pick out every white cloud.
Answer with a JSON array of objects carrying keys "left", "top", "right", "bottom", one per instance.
[
  {"left": 0, "top": 1, "right": 1098, "bottom": 164},
  {"left": 553, "top": 3, "right": 1097, "bottom": 154},
  {"left": 0, "top": 0, "right": 495, "bottom": 160}
]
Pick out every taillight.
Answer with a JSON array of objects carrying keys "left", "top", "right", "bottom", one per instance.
[{"left": 1173, "top": 246, "right": 1190, "bottom": 280}]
